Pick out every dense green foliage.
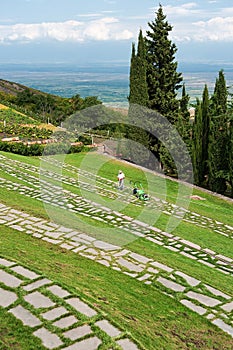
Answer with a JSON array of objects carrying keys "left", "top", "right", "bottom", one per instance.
[
  {"left": 128, "top": 6, "right": 184, "bottom": 174},
  {"left": 0, "top": 107, "right": 39, "bottom": 124},
  {"left": 129, "top": 5, "right": 182, "bottom": 121},
  {"left": 192, "top": 70, "right": 232, "bottom": 195},
  {"left": 0, "top": 4, "right": 232, "bottom": 197},
  {"left": 192, "top": 85, "right": 210, "bottom": 186},
  {"left": 0, "top": 140, "right": 95, "bottom": 156},
  {"left": 128, "top": 30, "right": 149, "bottom": 106},
  {"left": 128, "top": 4, "right": 233, "bottom": 197},
  {"left": 208, "top": 114, "right": 229, "bottom": 194},
  {"left": 145, "top": 5, "right": 183, "bottom": 122},
  {"left": 0, "top": 85, "right": 102, "bottom": 126},
  {"left": 0, "top": 123, "right": 52, "bottom": 140}
]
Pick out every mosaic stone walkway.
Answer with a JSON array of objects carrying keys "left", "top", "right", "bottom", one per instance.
[
  {"left": 0, "top": 203, "right": 233, "bottom": 340},
  {"left": 1, "top": 154, "right": 232, "bottom": 239},
  {"left": 41, "top": 156, "right": 233, "bottom": 238},
  {"left": 0, "top": 256, "right": 139, "bottom": 350},
  {"left": 0, "top": 157, "right": 232, "bottom": 276}
]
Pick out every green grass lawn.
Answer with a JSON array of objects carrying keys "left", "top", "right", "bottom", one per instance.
[
  {"left": 0, "top": 151, "right": 233, "bottom": 349},
  {"left": 1, "top": 226, "right": 233, "bottom": 350}
]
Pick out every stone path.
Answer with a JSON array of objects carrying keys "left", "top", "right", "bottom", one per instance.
[
  {"left": 0, "top": 256, "right": 139, "bottom": 350},
  {"left": 0, "top": 156, "right": 232, "bottom": 276},
  {"left": 41, "top": 156, "right": 233, "bottom": 239},
  {"left": 0, "top": 202, "right": 233, "bottom": 339},
  {"left": 1, "top": 154, "right": 233, "bottom": 239}
]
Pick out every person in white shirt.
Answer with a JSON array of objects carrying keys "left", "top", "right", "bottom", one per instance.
[{"left": 117, "top": 170, "right": 125, "bottom": 190}]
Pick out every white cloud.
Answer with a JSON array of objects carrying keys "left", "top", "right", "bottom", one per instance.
[
  {"left": 192, "top": 16, "right": 233, "bottom": 41},
  {"left": 156, "top": 3, "right": 233, "bottom": 44},
  {"left": 0, "top": 17, "right": 134, "bottom": 44},
  {"left": 218, "top": 7, "right": 233, "bottom": 17},
  {"left": 115, "top": 29, "right": 133, "bottom": 40},
  {"left": 163, "top": 3, "right": 200, "bottom": 17},
  {"left": 76, "top": 13, "right": 102, "bottom": 18}
]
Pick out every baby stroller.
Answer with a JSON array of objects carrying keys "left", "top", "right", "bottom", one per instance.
[{"left": 130, "top": 181, "right": 149, "bottom": 201}]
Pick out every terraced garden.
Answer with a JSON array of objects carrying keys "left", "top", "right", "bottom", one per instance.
[{"left": 0, "top": 150, "right": 232, "bottom": 349}]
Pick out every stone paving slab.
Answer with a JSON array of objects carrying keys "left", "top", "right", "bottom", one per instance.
[
  {"left": 24, "top": 291, "right": 55, "bottom": 309},
  {"left": 42, "top": 306, "right": 68, "bottom": 321},
  {"left": 186, "top": 291, "right": 222, "bottom": 307},
  {"left": 95, "top": 319, "right": 121, "bottom": 337},
  {"left": 157, "top": 277, "right": 186, "bottom": 292},
  {"left": 0, "top": 257, "right": 15, "bottom": 267},
  {"left": 23, "top": 278, "right": 52, "bottom": 292},
  {"left": 204, "top": 285, "right": 231, "bottom": 300},
  {"left": 47, "top": 285, "right": 70, "bottom": 298},
  {"left": 0, "top": 270, "right": 22, "bottom": 287},
  {"left": 33, "top": 327, "right": 63, "bottom": 349},
  {"left": 9, "top": 305, "right": 42, "bottom": 327},
  {"left": 62, "top": 336, "right": 102, "bottom": 350},
  {"left": 221, "top": 301, "right": 233, "bottom": 313},
  {"left": 150, "top": 261, "right": 173, "bottom": 273},
  {"left": 66, "top": 298, "right": 97, "bottom": 317},
  {"left": 117, "top": 338, "right": 140, "bottom": 350},
  {"left": 53, "top": 315, "right": 78, "bottom": 329},
  {"left": 63, "top": 324, "right": 92, "bottom": 340},
  {"left": 117, "top": 257, "right": 144, "bottom": 273},
  {"left": 0, "top": 287, "right": 17, "bottom": 307},
  {"left": 212, "top": 319, "right": 233, "bottom": 337},
  {"left": 11, "top": 265, "right": 40, "bottom": 279},
  {"left": 175, "top": 271, "right": 201, "bottom": 287},
  {"left": 180, "top": 299, "right": 207, "bottom": 315}
]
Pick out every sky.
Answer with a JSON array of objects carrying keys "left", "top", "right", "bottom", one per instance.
[{"left": 1, "top": 0, "right": 233, "bottom": 66}]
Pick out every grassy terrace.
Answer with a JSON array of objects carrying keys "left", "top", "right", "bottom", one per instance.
[{"left": 0, "top": 151, "right": 233, "bottom": 349}]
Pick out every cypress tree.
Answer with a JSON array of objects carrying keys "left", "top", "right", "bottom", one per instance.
[
  {"left": 208, "top": 113, "right": 229, "bottom": 194},
  {"left": 191, "top": 85, "right": 210, "bottom": 186},
  {"left": 229, "top": 117, "right": 233, "bottom": 196},
  {"left": 128, "top": 43, "right": 137, "bottom": 104},
  {"left": 177, "top": 83, "right": 192, "bottom": 151},
  {"left": 211, "top": 70, "right": 228, "bottom": 116},
  {"left": 207, "top": 70, "right": 229, "bottom": 194},
  {"left": 128, "top": 30, "right": 150, "bottom": 167},
  {"left": 192, "top": 99, "right": 204, "bottom": 185},
  {"left": 180, "top": 83, "right": 190, "bottom": 119},
  {"left": 128, "top": 30, "right": 149, "bottom": 106},
  {"left": 145, "top": 4, "right": 183, "bottom": 122},
  {"left": 201, "top": 84, "right": 210, "bottom": 179}
]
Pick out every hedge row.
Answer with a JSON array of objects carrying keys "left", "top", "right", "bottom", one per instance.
[{"left": 0, "top": 141, "right": 96, "bottom": 156}]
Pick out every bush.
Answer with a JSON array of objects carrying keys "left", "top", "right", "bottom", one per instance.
[
  {"left": 0, "top": 141, "right": 43, "bottom": 156},
  {"left": 0, "top": 141, "right": 96, "bottom": 156}
]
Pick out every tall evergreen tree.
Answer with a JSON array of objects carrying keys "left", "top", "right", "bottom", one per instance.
[
  {"left": 201, "top": 84, "right": 210, "bottom": 178},
  {"left": 179, "top": 83, "right": 190, "bottom": 119},
  {"left": 128, "top": 30, "right": 150, "bottom": 167},
  {"left": 208, "top": 113, "right": 229, "bottom": 194},
  {"left": 207, "top": 70, "right": 229, "bottom": 194},
  {"left": 211, "top": 70, "right": 228, "bottom": 116},
  {"left": 177, "top": 83, "right": 192, "bottom": 151},
  {"left": 191, "top": 85, "right": 211, "bottom": 186},
  {"left": 128, "top": 30, "right": 149, "bottom": 106},
  {"left": 229, "top": 116, "right": 233, "bottom": 196},
  {"left": 192, "top": 99, "right": 204, "bottom": 185},
  {"left": 145, "top": 4, "right": 183, "bottom": 122}
]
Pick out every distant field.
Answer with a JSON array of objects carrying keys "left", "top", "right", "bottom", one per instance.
[{"left": 0, "top": 150, "right": 232, "bottom": 349}]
